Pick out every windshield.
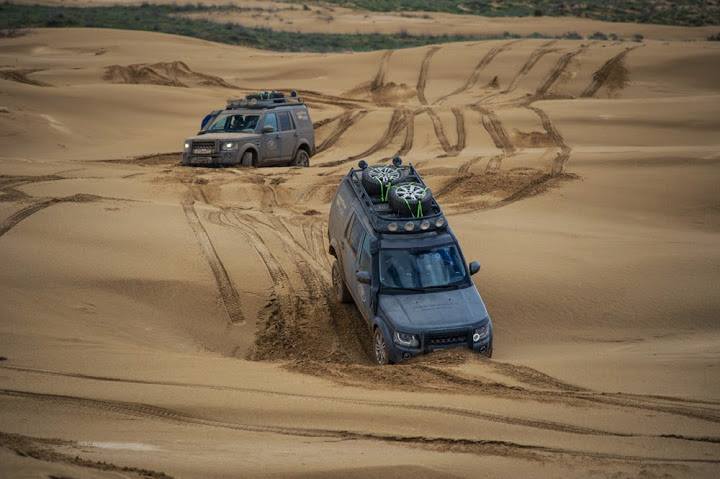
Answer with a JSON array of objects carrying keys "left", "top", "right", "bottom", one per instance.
[
  {"left": 205, "top": 113, "right": 259, "bottom": 133},
  {"left": 380, "top": 244, "right": 467, "bottom": 290}
]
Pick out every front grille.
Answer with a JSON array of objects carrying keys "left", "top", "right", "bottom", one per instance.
[
  {"left": 426, "top": 330, "right": 470, "bottom": 347},
  {"left": 192, "top": 141, "right": 215, "bottom": 155}
]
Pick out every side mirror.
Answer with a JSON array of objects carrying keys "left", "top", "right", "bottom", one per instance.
[
  {"left": 262, "top": 125, "right": 275, "bottom": 134},
  {"left": 356, "top": 271, "right": 371, "bottom": 284},
  {"left": 469, "top": 261, "right": 481, "bottom": 276}
]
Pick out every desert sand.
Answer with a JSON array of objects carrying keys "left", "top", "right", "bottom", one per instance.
[{"left": 1, "top": 26, "right": 720, "bottom": 478}]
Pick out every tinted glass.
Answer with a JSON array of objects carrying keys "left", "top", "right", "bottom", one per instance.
[
  {"left": 207, "top": 114, "right": 259, "bottom": 132},
  {"left": 380, "top": 244, "right": 467, "bottom": 290},
  {"left": 263, "top": 113, "right": 278, "bottom": 131},
  {"left": 358, "top": 234, "right": 372, "bottom": 273},
  {"left": 278, "top": 112, "right": 293, "bottom": 131},
  {"left": 348, "top": 217, "right": 364, "bottom": 253}
]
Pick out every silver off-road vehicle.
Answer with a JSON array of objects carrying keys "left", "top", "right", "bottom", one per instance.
[{"left": 182, "top": 91, "right": 315, "bottom": 167}]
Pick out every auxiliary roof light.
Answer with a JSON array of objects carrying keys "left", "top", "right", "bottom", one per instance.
[
  {"left": 404, "top": 222, "right": 415, "bottom": 232},
  {"left": 435, "top": 217, "right": 446, "bottom": 228},
  {"left": 387, "top": 222, "right": 399, "bottom": 232},
  {"left": 420, "top": 220, "right": 430, "bottom": 230}
]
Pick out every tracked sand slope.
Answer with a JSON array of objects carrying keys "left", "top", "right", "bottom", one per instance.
[{"left": 1, "top": 28, "right": 720, "bottom": 478}]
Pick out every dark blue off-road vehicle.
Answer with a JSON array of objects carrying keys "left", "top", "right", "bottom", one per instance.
[{"left": 328, "top": 158, "right": 493, "bottom": 365}]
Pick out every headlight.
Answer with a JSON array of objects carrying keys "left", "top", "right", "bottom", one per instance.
[
  {"left": 393, "top": 331, "right": 419, "bottom": 348},
  {"left": 473, "top": 324, "right": 490, "bottom": 342},
  {"left": 221, "top": 142, "right": 237, "bottom": 151},
  {"left": 184, "top": 142, "right": 190, "bottom": 150}
]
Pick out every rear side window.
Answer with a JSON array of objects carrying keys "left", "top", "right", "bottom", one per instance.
[
  {"left": 358, "top": 234, "right": 372, "bottom": 272},
  {"left": 347, "top": 216, "right": 365, "bottom": 253},
  {"left": 263, "top": 113, "right": 278, "bottom": 131},
  {"left": 294, "top": 108, "right": 309, "bottom": 125},
  {"left": 278, "top": 112, "right": 294, "bottom": 131}
]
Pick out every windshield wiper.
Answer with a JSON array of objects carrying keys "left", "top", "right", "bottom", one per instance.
[
  {"left": 382, "top": 282, "right": 465, "bottom": 293},
  {"left": 422, "top": 282, "right": 465, "bottom": 291},
  {"left": 382, "top": 286, "right": 426, "bottom": 293}
]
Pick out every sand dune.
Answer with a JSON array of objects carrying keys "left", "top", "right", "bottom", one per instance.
[{"left": 1, "top": 27, "right": 719, "bottom": 478}]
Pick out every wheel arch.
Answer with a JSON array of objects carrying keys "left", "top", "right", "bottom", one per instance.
[
  {"left": 239, "top": 144, "right": 259, "bottom": 165},
  {"left": 294, "top": 140, "right": 312, "bottom": 158}
]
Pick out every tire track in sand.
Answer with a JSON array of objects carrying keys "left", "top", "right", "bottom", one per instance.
[
  {"left": 0, "top": 194, "right": 102, "bottom": 239},
  {"left": 182, "top": 201, "right": 245, "bottom": 325},
  {"left": 5, "top": 365, "right": 720, "bottom": 446},
  {"left": 527, "top": 106, "right": 571, "bottom": 175},
  {"left": 503, "top": 40, "right": 559, "bottom": 94},
  {"left": 316, "top": 110, "right": 368, "bottom": 154},
  {"left": 221, "top": 210, "right": 369, "bottom": 363},
  {"left": 424, "top": 107, "right": 466, "bottom": 156},
  {"left": 436, "top": 40, "right": 520, "bottom": 103},
  {"left": 473, "top": 106, "right": 515, "bottom": 171},
  {"left": 0, "top": 199, "right": 59, "bottom": 238},
  {"left": 580, "top": 45, "right": 641, "bottom": 98},
  {"left": 416, "top": 46, "right": 442, "bottom": 105},
  {"left": 370, "top": 50, "right": 394, "bottom": 92},
  {"left": 321, "top": 108, "right": 412, "bottom": 167},
  {"left": 535, "top": 44, "right": 590, "bottom": 97},
  {"left": 3, "top": 388, "right": 720, "bottom": 465}
]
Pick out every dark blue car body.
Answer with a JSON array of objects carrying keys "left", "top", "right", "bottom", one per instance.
[{"left": 328, "top": 163, "right": 493, "bottom": 364}]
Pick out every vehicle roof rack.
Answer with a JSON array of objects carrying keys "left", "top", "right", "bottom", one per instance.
[
  {"left": 226, "top": 90, "right": 304, "bottom": 110},
  {"left": 346, "top": 159, "right": 448, "bottom": 235}
]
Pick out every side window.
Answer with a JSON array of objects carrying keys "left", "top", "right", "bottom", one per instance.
[
  {"left": 294, "top": 109, "right": 309, "bottom": 125},
  {"left": 278, "top": 112, "right": 293, "bottom": 131},
  {"left": 263, "top": 113, "right": 278, "bottom": 131},
  {"left": 358, "top": 234, "right": 372, "bottom": 273},
  {"left": 346, "top": 216, "right": 365, "bottom": 253}
]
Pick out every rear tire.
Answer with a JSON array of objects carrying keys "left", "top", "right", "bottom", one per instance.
[
  {"left": 373, "top": 328, "right": 391, "bottom": 365},
  {"left": 292, "top": 148, "right": 310, "bottom": 167},
  {"left": 332, "top": 260, "right": 352, "bottom": 304}
]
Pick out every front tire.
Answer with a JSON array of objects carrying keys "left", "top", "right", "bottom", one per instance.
[
  {"left": 482, "top": 340, "right": 493, "bottom": 358},
  {"left": 374, "top": 328, "right": 391, "bottom": 365},
  {"left": 332, "top": 260, "right": 352, "bottom": 303},
  {"left": 241, "top": 150, "right": 254, "bottom": 167},
  {"left": 292, "top": 148, "right": 310, "bottom": 167}
]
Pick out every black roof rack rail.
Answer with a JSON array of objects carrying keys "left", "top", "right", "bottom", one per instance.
[
  {"left": 346, "top": 161, "right": 448, "bottom": 234},
  {"left": 226, "top": 90, "right": 304, "bottom": 110}
]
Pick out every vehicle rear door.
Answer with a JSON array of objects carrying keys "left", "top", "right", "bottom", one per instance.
[
  {"left": 355, "top": 233, "right": 374, "bottom": 320},
  {"left": 341, "top": 215, "right": 366, "bottom": 312},
  {"left": 276, "top": 111, "right": 297, "bottom": 161},
  {"left": 261, "top": 113, "right": 282, "bottom": 164}
]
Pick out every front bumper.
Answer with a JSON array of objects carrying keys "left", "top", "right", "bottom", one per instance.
[
  {"left": 387, "top": 325, "right": 493, "bottom": 363},
  {"left": 182, "top": 151, "right": 241, "bottom": 166}
]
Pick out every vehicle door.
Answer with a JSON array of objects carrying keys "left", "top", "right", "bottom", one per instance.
[
  {"left": 260, "top": 112, "right": 282, "bottom": 164},
  {"left": 276, "top": 111, "right": 297, "bottom": 161},
  {"left": 354, "top": 233, "right": 374, "bottom": 321},
  {"left": 341, "top": 215, "right": 366, "bottom": 312}
]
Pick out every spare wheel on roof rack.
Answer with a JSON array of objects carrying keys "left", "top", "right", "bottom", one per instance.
[
  {"left": 389, "top": 182, "right": 433, "bottom": 218},
  {"left": 361, "top": 165, "right": 406, "bottom": 200}
]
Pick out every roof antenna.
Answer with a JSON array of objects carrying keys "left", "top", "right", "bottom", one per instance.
[
  {"left": 358, "top": 160, "right": 368, "bottom": 170},
  {"left": 392, "top": 156, "right": 402, "bottom": 167}
]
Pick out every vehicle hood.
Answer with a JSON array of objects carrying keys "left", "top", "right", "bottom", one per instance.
[
  {"left": 378, "top": 286, "right": 489, "bottom": 331},
  {"left": 187, "top": 132, "right": 260, "bottom": 141}
]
